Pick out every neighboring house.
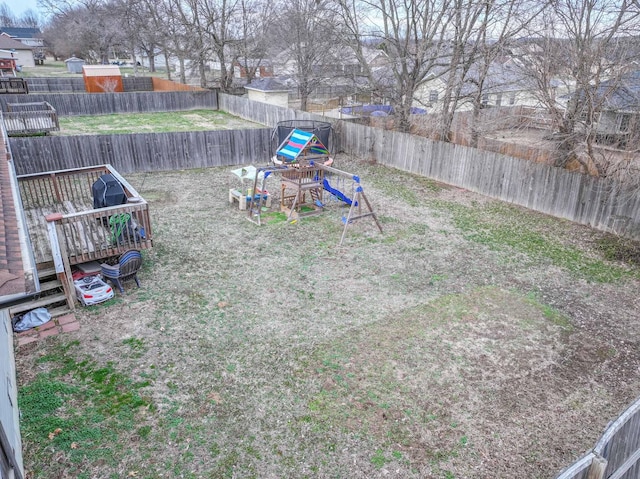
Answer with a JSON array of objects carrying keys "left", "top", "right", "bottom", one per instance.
[
  {"left": 0, "top": 27, "right": 44, "bottom": 65},
  {"left": 414, "top": 60, "right": 546, "bottom": 112},
  {"left": 244, "top": 78, "right": 290, "bottom": 108},
  {"left": 0, "top": 28, "right": 44, "bottom": 49},
  {"left": 0, "top": 35, "right": 34, "bottom": 69},
  {"left": 269, "top": 45, "right": 388, "bottom": 102},
  {"left": 593, "top": 71, "right": 640, "bottom": 148}
]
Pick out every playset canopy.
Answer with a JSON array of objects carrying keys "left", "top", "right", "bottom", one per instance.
[{"left": 275, "top": 129, "right": 330, "bottom": 164}]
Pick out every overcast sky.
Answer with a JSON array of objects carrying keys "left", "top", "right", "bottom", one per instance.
[{"left": 5, "top": 0, "right": 42, "bottom": 19}]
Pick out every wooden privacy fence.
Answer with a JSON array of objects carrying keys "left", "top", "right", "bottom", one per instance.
[
  {"left": 26, "top": 76, "right": 154, "bottom": 93},
  {"left": 0, "top": 90, "right": 218, "bottom": 116},
  {"left": 219, "top": 94, "right": 640, "bottom": 241},
  {"left": 6, "top": 92, "right": 640, "bottom": 241},
  {"left": 9, "top": 128, "right": 272, "bottom": 175},
  {"left": 555, "top": 396, "right": 640, "bottom": 479}
]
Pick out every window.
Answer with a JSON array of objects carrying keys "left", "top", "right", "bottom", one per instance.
[
  {"left": 495, "top": 93, "right": 503, "bottom": 107},
  {"left": 509, "top": 92, "right": 516, "bottom": 105},
  {"left": 429, "top": 90, "right": 438, "bottom": 103},
  {"left": 481, "top": 93, "right": 489, "bottom": 106},
  {"left": 618, "top": 114, "right": 631, "bottom": 133}
]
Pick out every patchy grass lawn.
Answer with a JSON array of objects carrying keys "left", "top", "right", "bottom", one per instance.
[
  {"left": 56, "top": 110, "right": 265, "bottom": 135},
  {"left": 15, "top": 155, "right": 640, "bottom": 479}
]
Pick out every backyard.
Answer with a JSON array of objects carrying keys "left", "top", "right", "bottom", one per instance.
[
  {"left": 14, "top": 155, "right": 640, "bottom": 479},
  {"left": 55, "top": 110, "right": 264, "bottom": 135}
]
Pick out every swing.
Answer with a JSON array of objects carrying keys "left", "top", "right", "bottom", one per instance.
[{"left": 323, "top": 175, "right": 358, "bottom": 206}]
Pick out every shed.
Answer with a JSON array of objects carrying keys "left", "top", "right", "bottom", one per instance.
[
  {"left": 244, "top": 78, "right": 290, "bottom": 108},
  {"left": 82, "top": 64, "right": 123, "bottom": 93},
  {"left": 64, "top": 56, "right": 85, "bottom": 73}
]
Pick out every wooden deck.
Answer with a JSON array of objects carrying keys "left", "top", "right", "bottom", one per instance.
[
  {"left": 19, "top": 165, "right": 153, "bottom": 266},
  {"left": 3, "top": 101, "right": 59, "bottom": 136}
]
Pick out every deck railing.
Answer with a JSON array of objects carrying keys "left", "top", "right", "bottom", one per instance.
[
  {"left": 3, "top": 101, "right": 59, "bottom": 136},
  {"left": 0, "top": 78, "right": 28, "bottom": 94},
  {"left": 19, "top": 165, "right": 110, "bottom": 209},
  {"left": 55, "top": 202, "right": 153, "bottom": 265},
  {"left": 18, "top": 164, "right": 153, "bottom": 265}
]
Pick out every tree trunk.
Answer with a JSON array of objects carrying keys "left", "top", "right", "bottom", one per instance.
[
  {"left": 199, "top": 59, "right": 207, "bottom": 88},
  {"left": 470, "top": 99, "right": 481, "bottom": 148},
  {"left": 395, "top": 104, "right": 411, "bottom": 133},
  {"left": 179, "top": 57, "right": 186, "bottom": 84},
  {"left": 164, "top": 54, "right": 171, "bottom": 81}
]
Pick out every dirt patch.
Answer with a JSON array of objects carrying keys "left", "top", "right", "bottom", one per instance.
[{"left": 15, "top": 155, "right": 640, "bottom": 479}]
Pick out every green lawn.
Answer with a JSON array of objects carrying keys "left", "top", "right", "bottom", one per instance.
[{"left": 56, "top": 110, "right": 265, "bottom": 135}]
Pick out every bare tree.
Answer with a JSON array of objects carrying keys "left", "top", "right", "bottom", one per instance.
[
  {"left": 160, "top": 0, "right": 192, "bottom": 83},
  {"left": 0, "top": 2, "right": 16, "bottom": 26},
  {"left": 41, "top": 0, "right": 126, "bottom": 63},
  {"left": 116, "top": 0, "right": 164, "bottom": 73},
  {"left": 231, "top": 0, "right": 276, "bottom": 85},
  {"left": 337, "top": 0, "right": 454, "bottom": 132},
  {"left": 270, "top": 0, "right": 342, "bottom": 111},
  {"left": 521, "top": 0, "right": 640, "bottom": 175},
  {"left": 17, "top": 9, "right": 42, "bottom": 27}
]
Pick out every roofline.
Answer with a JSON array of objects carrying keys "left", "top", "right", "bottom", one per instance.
[{"left": 244, "top": 86, "right": 290, "bottom": 93}]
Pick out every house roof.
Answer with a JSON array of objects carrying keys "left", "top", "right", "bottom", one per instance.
[
  {"left": 563, "top": 71, "right": 640, "bottom": 112},
  {"left": 82, "top": 65, "right": 121, "bottom": 76},
  {"left": 459, "top": 62, "right": 535, "bottom": 96},
  {"left": 0, "top": 35, "right": 32, "bottom": 51},
  {"left": 245, "top": 77, "right": 289, "bottom": 92},
  {"left": 0, "top": 27, "right": 41, "bottom": 39},
  {"left": 599, "top": 71, "right": 640, "bottom": 111}
]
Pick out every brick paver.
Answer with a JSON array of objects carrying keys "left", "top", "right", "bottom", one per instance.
[
  {"left": 14, "top": 313, "right": 81, "bottom": 347},
  {"left": 57, "top": 314, "right": 76, "bottom": 325},
  {"left": 61, "top": 321, "right": 80, "bottom": 332}
]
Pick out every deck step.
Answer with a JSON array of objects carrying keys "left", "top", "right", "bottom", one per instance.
[
  {"left": 9, "top": 293, "right": 68, "bottom": 316},
  {"left": 40, "top": 279, "right": 62, "bottom": 293},
  {"left": 48, "top": 305, "right": 73, "bottom": 318},
  {"left": 37, "top": 266, "right": 57, "bottom": 281}
]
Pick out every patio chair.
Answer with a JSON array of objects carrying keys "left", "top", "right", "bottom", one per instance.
[{"left": 100, "top": 250, "right": 142, "bottom": 294}]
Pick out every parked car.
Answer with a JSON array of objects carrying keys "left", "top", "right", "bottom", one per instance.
[{"left": 74, "top": 275, "right": 114, "bottom": 306}]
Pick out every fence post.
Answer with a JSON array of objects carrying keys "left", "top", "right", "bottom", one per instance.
[{"left": 586, "top": 455, "right": 607, "bottom": 479}]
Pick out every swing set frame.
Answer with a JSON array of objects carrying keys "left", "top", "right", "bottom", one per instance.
[{"left": 244, "top": 162, "right": 383, "bottom": 245}]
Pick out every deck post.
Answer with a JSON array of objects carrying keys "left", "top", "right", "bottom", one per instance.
[
  {"left": 50, "top": 173, "right": 62, "bottom": 203},
  {"left": 46, "top": 213, "right": 76, "bottom": 310}
]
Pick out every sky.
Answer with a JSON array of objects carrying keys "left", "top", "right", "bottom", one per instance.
[{"left": 5, "top": 0, "right": 42, "bottom": 19}]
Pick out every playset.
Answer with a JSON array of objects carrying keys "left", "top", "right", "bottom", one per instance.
[{"left": 228, "top": 121, "right": 382, "bottom": 244}]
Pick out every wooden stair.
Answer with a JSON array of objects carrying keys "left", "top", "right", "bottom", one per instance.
[{"left": 9, "top": 266, "right": 73, "bottom": 318}]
